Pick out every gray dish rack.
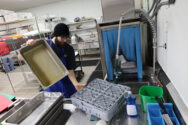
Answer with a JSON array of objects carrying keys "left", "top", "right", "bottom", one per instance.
[{"left": 71, "top": 79, "right": 131, "bottom": 121}]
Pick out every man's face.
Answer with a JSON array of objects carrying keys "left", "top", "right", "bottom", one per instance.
[{"left": 55, "top": 36, "right": 69, "bottom": 48}]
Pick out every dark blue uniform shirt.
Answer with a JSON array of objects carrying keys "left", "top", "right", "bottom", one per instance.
[{"left": 47, "top": 40, "right": 76, "bottom": 70}]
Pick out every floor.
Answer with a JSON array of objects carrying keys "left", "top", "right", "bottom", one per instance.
[{"left": 0, "top": 53, "right": 100, "bottom": 99}]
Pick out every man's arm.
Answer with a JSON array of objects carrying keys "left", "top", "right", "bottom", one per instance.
[
  {"left": 25, "top": 39, "right": 86, "bottom": 90},
  {"left": 66, "top": 45, "right": 86, "bottom": 91},
  {"left": 68, "top": 70, "right": 86, "bottom": 91}
]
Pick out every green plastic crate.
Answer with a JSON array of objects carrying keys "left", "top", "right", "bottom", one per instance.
[{"left": 139, "top": 86, "right": 163, "bottom": 112}]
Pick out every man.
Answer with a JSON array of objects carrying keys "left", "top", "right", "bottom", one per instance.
[
  {"left": 0, "top": 40, "right": 14, "bottom": 72},
  {"left": 27, "top": 23, "right": 86, "bottom": 98}
]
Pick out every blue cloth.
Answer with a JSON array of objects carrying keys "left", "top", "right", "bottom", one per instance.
[
  {"left": 43, "top": 40, "right": 77, "bottom": 98},
  {"left": 102, "top": 26, "right": 142, "bottom": 80},
  {"left": 1, "top": 54, "right": 14, "bottom": 72}
]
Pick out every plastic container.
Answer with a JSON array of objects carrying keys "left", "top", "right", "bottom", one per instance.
[
  {"left": 125, "top": 94, "right": 138, "bottom": 117},
  {"left": 147, "top": 103, "right": 180, "bottom": 125},
  {"left": 139, "top": 86, "right": 163, "bottom": 112}
]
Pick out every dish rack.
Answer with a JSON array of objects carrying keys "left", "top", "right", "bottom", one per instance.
[{"left": 71, "top": 79, "right": 131, "bottom": 121}]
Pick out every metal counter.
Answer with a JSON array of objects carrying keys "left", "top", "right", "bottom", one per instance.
[
  {"left": 0, "top": 97, "right": 148, "bottom": 125},
  {"left": 66, "top": 104, "right": 148, "bottom": 125}
]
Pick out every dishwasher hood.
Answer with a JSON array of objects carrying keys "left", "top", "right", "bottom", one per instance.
[{"left": 101, "top": 0, "right": 135, "bottom": 22}]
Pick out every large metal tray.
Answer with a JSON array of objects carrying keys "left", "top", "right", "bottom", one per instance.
[
  {"left": 20, "top": 39, "right": 69, "bottom": 89},
  {"left": 2, "top": 92, "right": 62, "bottom": 125},
  {"left": 36, "top": 99, "right": 72, "bottom": 125}
]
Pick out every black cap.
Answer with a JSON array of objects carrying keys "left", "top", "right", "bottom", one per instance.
[{"left": 53, "top": 23, "right": 70, "bottom": 37}]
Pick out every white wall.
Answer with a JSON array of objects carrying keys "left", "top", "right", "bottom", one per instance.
[
  {"left": 134, "top": 0, "right": 142, "bottom": 9},
  {"left": 157, "top": 0, "right": 188, "bottom": 107},
  {"left": 18, "top": 0, "right": 102, "bottom": 22}
]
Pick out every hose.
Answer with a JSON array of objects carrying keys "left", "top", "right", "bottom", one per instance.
[
  {"left": 148, "top": 0, "right": 157, "bottom": 14},
  {"left": 152, "top": 0, "right": 162, "bottom": 13}
]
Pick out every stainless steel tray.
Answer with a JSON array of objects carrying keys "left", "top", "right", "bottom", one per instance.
[
  {"left": 2, "top": 92, "right": 62, "bottom": 125},
  {"left": 20, "top": 39, "right": 69, "bottom": 89},
  {"left": 0, "top": 99, "right": 29, "bottom": 123}
]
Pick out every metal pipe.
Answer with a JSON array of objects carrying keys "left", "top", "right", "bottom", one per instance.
[
  {"left": 116, "top": 17, "right": 123, "bottom": 59},
  {"left": 151, "top": 1, "right": 169, "bottom": 18},
  {"left": 151, "top": 0, "right": 162, "bottom": 14},
  {"left": 148, "top": 0, "right": 157, "bottom": 14},
  {"left": 6, "top": 73, "right": 15, "bottom": 93},
  {"left": 151, "top": 1, "right": 169, "bottom": 80},
  {"left": 34, "top": 16, "right": 42, "bottom": 39}
]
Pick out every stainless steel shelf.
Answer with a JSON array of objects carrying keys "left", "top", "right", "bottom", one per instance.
[
  {"left": 70, "top": 27, "right": 96, "bottom": 32},
  {"left": 67, "top": 20, "right": 95, "bottom": 25},
  {"left": 0, "top": 19, "right": 34, "bottom": 26}
]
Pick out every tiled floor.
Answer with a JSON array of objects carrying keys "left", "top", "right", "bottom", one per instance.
[{"left": 0, "top": 67, "right": 40, "bottom": 98}]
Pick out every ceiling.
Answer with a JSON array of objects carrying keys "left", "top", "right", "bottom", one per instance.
[{"left": 0, "top": 0, "right": 64, "bottom": 11}]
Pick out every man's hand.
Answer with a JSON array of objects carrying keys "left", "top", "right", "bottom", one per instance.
[
  {"left": 17, "top": 54, "right": 23, "bottom": 61},
  {"left": 74, "top": 83, "right": 87, "bottom": 91},
  {"left": 18, "top": 39, "right": 38, "bottom": 61},
  {"left": 26, "top": 39, "right": 38, "bottom": 46},
  {"left": 68, "top": 70, "right": 87, "bottom": 91}
]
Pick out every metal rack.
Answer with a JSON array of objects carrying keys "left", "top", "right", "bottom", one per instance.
[
  {"left": 0, "top": 17, "right": 45, "bottom": 92},
  {"left": 67, "top": 19, "right": 100, "bottom": 81},
  {"left": 68, "top": 19, "right": 100, "bottom": 55}
]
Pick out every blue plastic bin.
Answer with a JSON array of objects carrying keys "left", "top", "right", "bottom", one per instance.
[{"left": 147, "top": 103, "right": 180, "bottom": 125}]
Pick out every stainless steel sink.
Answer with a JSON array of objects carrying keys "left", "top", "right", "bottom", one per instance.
[{"left": 1, "top": 92, "right": 64, "bottom": 125}]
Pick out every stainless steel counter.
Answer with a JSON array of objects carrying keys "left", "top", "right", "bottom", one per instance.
[
  {"left": 66, "top": 104, "right": 148, "bottom": 125},
  {"left": 0, "top": 96, "right": 148, "bottom": 125},
  {"left": 109, "top": 105, "right": 148, "bottom": 125}
]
